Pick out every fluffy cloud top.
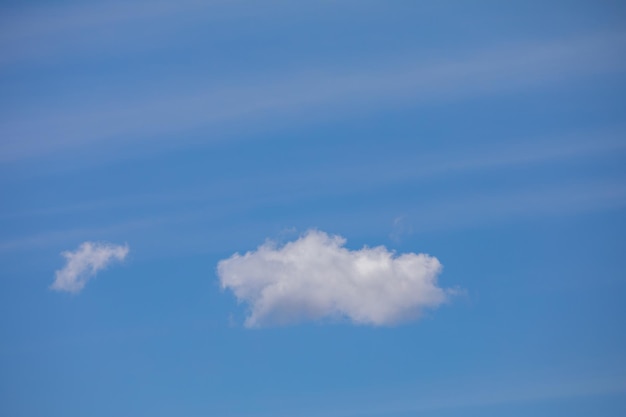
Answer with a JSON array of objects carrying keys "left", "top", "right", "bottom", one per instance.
[
  {"left": 51, "top": 241, "right": 129, "bottom": 293},
  {"left": 218, "top": 230, "right": 454, "bottom": 327}
]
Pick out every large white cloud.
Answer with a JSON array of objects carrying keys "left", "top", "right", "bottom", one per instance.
[
  {"left": 218, "top": 230, "right": 455, "bottom": 327},
  {"left": 51, "top": 241, "right": 129, "bottom": 293}
]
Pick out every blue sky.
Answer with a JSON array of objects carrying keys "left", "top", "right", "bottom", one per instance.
[{"left": 1, "top": 1, "right": 625, "bottom": 416}]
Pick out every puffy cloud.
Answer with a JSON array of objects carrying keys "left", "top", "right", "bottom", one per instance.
[
  {"left": 51, "top": 241, "right": 129, "bottom": 293},
  {"left": 218, "top": 230, "right": 455, "bottom": 327}
]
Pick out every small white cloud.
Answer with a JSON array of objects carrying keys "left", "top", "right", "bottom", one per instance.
[
  {"left": 51, "top": 241, "right": 129, "bottom": 293},
  {"left": 218, "top": 230, "right": 455, "bottom": 327}
]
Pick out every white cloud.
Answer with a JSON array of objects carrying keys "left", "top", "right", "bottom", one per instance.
[
  {"left": 218, "top": 230, "right": 455, "bottom": 327},
  {"left": 51, "top": 241, "right": 129, "bottom": 293}
]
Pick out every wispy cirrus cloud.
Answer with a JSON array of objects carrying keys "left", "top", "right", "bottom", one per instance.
[
  {"left": 2, "top": 127, "right": 622, "bottom": 221},
  {"left": 1, "top": 177, "right": 625, "bottom": 255},
  {"left": 51, "top": 241, "right": 129, "bottom": 293},
  {"left": 0, "top": 0, "right": 317, "bottom": 66},
  {"left": 0, "top": 0, "right": 331, "bottom": 46},
  {"left": 218, "top": 230, "right": 456, "bottom": 327},
  {"left": 2, "top": 32, "right": 625, "bottom": 163}
]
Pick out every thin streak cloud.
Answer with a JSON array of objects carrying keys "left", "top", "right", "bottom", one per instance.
[
  {"left": 1, "top": 179, "right": 624, "bottom": 254},
  {"left": 2, "top": 33, "right": 625, "bottom": 162},
  {"left": 1, "top": 128, "right": 623, "bottom": 219}
]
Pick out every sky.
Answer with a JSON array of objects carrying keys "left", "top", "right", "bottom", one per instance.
[{"left": 1, "top": 1, "right": 625, "bottom": 416}]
